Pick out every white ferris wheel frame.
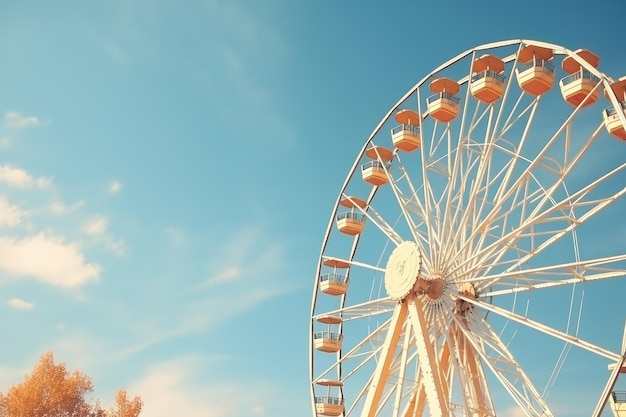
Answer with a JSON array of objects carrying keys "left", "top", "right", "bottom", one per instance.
[{"left": 309, "top": 39, "right": 626, "bottom": 417}]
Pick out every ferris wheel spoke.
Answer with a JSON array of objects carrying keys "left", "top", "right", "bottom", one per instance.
[
  {"left": 452, "top": 311, "right": 554, "bottom": 417},
  {"left": 463, "top": 254, "right": 626, "bottom": 297},
  {"left": 420, "top": 123, "right": 455, "bottom": 263},
  {"left": 340, "top": 322, "right": 393, "bottom": 379},
  {"left": 396, "top": 370, "right": 428, "bottom": 417},
  {"left": 490, "top": 100, "right": 540, "bottom": 207},
  {"left": 441, "top": 97, "right": 543, "bottom": 275},
  {"left": 321, "top": 256, "right": 386, "bottom": 273},
  {"left": 466, "top": 113, "right": 538, "bottom": 237},
  {"left": 390, "top": 154, "right": 431, "bottom": 249},
  {"left": 384, "top": 158, "right": 433, "bottom": 270},
  {"left": 453, "top": 108, "right": 504, "bottom": 241},
  {"left": 495, "top": 87, "right": 538, "bottom": 142},
  {"left": 314, "top": 296, "right": 396, "bottom": 321},
  {"left": 446, "top": 101, "right": 605, "bottom": 276},
  {"left": 345, "top": 367, "right": 376, "bottom": 417},
  {"left": 439, "top": 122, "right": 487, "bottom": 270},
  {"left": 461, "top": 294, "right": 620, "bottom": 361},
  {"left": 517, "top": 123, "right": 605, "bottom": 227},
  {"left": 480, "top": 184, "right": 626, "bottom": 291},
  {"left": 349, "top": 198, "right": 404, "bottom": 245},
  {"left": 451, "top": 162, "right": 626, "bottom": 288},
  {"left": 446, "top": 321, "right": 494, "bottom": 415},
  {"left": 316, "top": 314, "right": 396, "bottom": 390}
]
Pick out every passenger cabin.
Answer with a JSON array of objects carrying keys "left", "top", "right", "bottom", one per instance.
[
  {"left": 559, "top": 49, "right": 601, "bottom": 107},
  {"left": 319, "top": 258, "right": 350, "bottom": 296},
  {"left": 608, "top": 324, "right": 626, "bottom": 417},
  {"left": 313, "top": 315, "right": 343, "bottom": 353},
  {"left": 427, "top": 78, "right": 460, "bottom": 123},
  {"left": 603, "top": 77, "right": 626, "bottom": 141},
  {"left": 470, "top": 54, "right": 505, "bottom": 104},
  {"left": 515, "top": 45, "right": 555, "bottom": 96},
  {"left": 608, "top": 321, "right": 626, "bottom": 417},
  {"left": 391, "top": 109, "right": 421, "bottom": 152},
  {"left": 315, "top": 380, "right": 344, "bottom": 417},
  {"left": 361, "top": 146, "right": 393, "bottom": 186},
  {"left": 336, "top": 196, "right": 366, "bottom": 235},
  {"left": 611, "top": 392, "right": 626, "bottom": 417}
]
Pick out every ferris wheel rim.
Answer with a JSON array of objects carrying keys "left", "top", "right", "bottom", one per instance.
[{"left": 309, "top": 38, "right": 626, "bottom": 417}]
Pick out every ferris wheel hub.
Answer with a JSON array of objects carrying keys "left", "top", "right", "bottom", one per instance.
[{"left": 384, "top": 241, "right": 422, "bottom": 300}]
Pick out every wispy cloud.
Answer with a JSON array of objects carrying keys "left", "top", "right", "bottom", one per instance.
[
  {"left": 0, "top": 362, "right": 31, "bottom": 392},
  {"left": 0, "top": 197, "right": 25, "bottom": 227},
  {"left": 83, "top": 216, "right": 108, "bottom": 236},
  {"left": 49, "top": 199, "right": 85, "bottom": 215},
  {"left": 251, "top": 406, "right": 266, "bottom": 415},
  {"left": 164, "top": 226, "right": 186, "bottom": 247},
  {"left": 82, "top": 216, "right": 126, "bottom": 256},
  {"left": 206, "top": 266, "right": 241, "bottom": 285},
  {"left": 129, "top": 356, "right": 275, "bottom": 417},
  {"left": 199, "top": 2, "right": 295, "bottom": 149},
  {"left": 7, "top": 298, "right": 34, "bottom": 310},
  {"left": 4, "top": 111, "right": 44, "bottom": 129},
  {"left": 117, "top": 225, "right": 294, "bottom": 358},
  {"left": 104, "top": 41, "right": 127, "bottom": 64},
  {"left": 205, "top": 225, "right": 281, "bottom": 286},
  {"left": 51, "top": 333, "right": 113, "bottom": 373},
  {"left": 0, "top": 165, "right": 52, "bottom": 189},
  {"left": 108, "top": 180, "right": 122, "bottom": 195},
  {"left": 0, "top": 233, "right": 100, "bottom": 288},
  {"left": 177, "top": 226, "right": 296, "bottom": 335}
]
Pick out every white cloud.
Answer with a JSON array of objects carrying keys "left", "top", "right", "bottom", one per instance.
[
  {"left": 104, "top": 41, "right": 126, "bottom": 64},
  {"left": 171, "top": 227, "right": 292, "bottom": 331},
  {"left": 117, "top": 226, "right": 292, "bottom": 357},
  {"left": 0, "top": 363, "right": 30, "bottom": 392},
  {"left": 82, "top": 216, "right": 126, "bottom": 256},
  {"left": 129, "top": 356, "right": 275, "bottom": 417},
  {"left": 37, "top": 177, "right": 52, "bottom": 188},
  {"left": 51, "top": 333, "right": 111, "bottom": 372},
  {"left": 0, "top": 233, "right": 100, "bottom": 288},
  {"left": 200, "top": 2, "right": 295, "bottom": 149},
  {"left": 7, "top": 298, "right": 34, "bottom": 310},
  {"left": 0, "top": 165, "right": 52, "bottom": 189},
  {"left": 164, "top": 227, "right": 186, "bottom": 247},
  {"left": 103, "top": 238, "right": 126, "bottom": 256},
  {"left": 5, "top": 111, "right": 43, "bottom": 129},
  {"left": 0, "top": 137, "right": 11, "bottom": 147},
  {"left": 0, "top": 197, "right": 24, "bottom": 227},
  {"left": 108, "top": 180, "right": 122, "bottom": 195},
  {"left": 49, "top": 199, "right": 84, "bottom": 215},
  {"left": 83, "top": 216, "right": 108, "bottom": 236},
  {"left": 206, "top": 266, "right": 241, "bottom": 285},
  {"left": 205, "top": 225, "right": 266, "bottom": 285},
  {"left": 251, "top": 406, "right": 266, "bottom": 415}
]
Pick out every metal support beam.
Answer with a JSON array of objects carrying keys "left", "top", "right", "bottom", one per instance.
[
  {"left": 361, "top": 302, "right": 407, "bottom": 417},
  {"left": 407, "top": 296, "right": 450, "bottom": 416}
]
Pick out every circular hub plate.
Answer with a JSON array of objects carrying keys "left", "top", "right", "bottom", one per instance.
[{"left": 384, "top": 241, "right": 422, "bottom": 300}]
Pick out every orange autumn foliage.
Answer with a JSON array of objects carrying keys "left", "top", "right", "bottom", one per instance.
[
  {"left": 108, "top": 389, "right": 142, "bottom": 417},
  {"left": 0, "top": 353, "right": 142, "bottom": 417}
]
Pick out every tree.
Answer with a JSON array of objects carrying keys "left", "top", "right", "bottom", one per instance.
[
  {"left": 108, "top": 389, "right": 142, "bottom": 417},
  {"left": 0, "top": 353, "right": 142, "bottom": 417}
]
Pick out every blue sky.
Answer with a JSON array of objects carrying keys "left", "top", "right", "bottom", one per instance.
[{"left": 0, "top": 1, "right": 625, "bottom": 416}]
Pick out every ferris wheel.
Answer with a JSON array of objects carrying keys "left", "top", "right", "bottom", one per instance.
[{"left": 309, "top": 39, "right": 626, "bottom": 417}]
